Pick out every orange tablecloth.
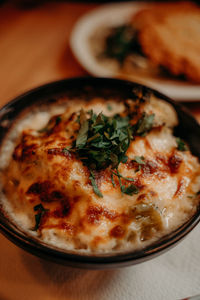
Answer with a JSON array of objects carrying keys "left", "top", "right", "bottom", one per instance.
[
  {"left": 0, "top": 2, "right": 97, "bottom": 106},
  {"left": 0, "top": 3, "right": 200, "bottom": 300}
]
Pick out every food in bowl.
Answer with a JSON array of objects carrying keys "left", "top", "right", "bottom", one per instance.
[
  {"left": 92, "top": 1, "right": 200, "bottom": 83},
  {"left": 0, "top": 86, "right": 199, "bottom": 254}
]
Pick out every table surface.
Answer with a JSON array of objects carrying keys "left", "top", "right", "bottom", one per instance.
[{"left": 0, "top": 2, "right": 200, "bottom": 300}]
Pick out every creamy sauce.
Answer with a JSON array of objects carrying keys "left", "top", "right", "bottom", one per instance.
[{"left": 0, "top": 95, "right": 199, "bottom": 254}]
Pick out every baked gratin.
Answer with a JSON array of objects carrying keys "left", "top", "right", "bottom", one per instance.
[{"left": 0, "top": 89, "right": 199, "bottom": 253}]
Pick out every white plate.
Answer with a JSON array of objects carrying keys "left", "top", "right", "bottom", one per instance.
[{"left": 70, "top": 2, "right": 200, "bottom": 101}]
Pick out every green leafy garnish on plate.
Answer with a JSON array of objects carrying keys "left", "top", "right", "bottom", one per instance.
[{"left": 103, "top": 25, "right": 141, "bottom": 64}]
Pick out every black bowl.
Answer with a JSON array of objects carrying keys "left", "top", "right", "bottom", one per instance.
[{"left": 0, "top": 77, "right": 199, "bottom": 269}]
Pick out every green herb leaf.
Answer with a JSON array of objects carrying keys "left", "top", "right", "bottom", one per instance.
[
  {"left": 135, "top": 165, "right": 142, "bottom": 173},
  {"left": 73, "top": 109, "right": 151, "bottom": 197},
  {"left": 121, "top": 184, "right": 139, "bottom": 195},
  {"left": 89, "top": 171, "right": 103, "bottom": 198},
  {"left": 76, "top": 120, "right": 89, "bottom": 149},
  {"left": 55, "top": 116, "right": 62, "bottom": 125},
  {"left": 34, "top": 213, "right": 42, "bottom": 231},
  {"left": 112, "top": 170, "right": 135, "bottom": 182},
  {"left": 110, "top": 153, "right": 119, "bottom": 168},
  {"left": 176, "top": 137, "right": 188, "bottom": 151},
  {"left": 121, "top": 155, "right": 128, "bottom": 163},
  {"left": 103, "top": 25, "right": 140, "bottom": 64},
  {"left": 111, "top": 173, "right": 116, "bottom": 187},
  {"left": 34, "top": 203, "right": 45, "bottom": 211},
  {"left": 134, "top": 113, "right": 155, "bottom": 136},
  {"left": 111, "top": 169, "right": 139, "bottom": 195},
  {"left": 33, "top": 204, "right": 49, "bottom": 231},
  {"left": 74, "top": 110, "right": 132, "bottom": 170},
  {"left": 133, "top": 156, "right": 145, "bottom": 165},
  {"left": 62, "top": 147, "right": 70, "bottom": 155}
]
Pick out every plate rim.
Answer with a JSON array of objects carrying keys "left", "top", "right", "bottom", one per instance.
[{"left": 70, "top": 1, "right": 200, "bottom": 102}]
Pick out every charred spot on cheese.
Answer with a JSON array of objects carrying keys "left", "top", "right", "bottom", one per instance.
[
  {"left": 142, "top": 160, "right": 158, "bottom": 176},
  {"left": 13, "top": 142, "right": 38, "bottom": 162},
  {"left": 60, "top": 222, "right": 75, "bottom": 234},
  {"left": 0, "top": 93, "right": 200, "bottom": 254},
  {"left": 52, "top": 202, "right": 71, "bottom": 218},
  {"left": 27, "top": 181, "right": 69, "bottom": 204},
  {"left": 87, "top": 205, "right": 118, "bottom": 224},
  {"left": 136, "top": 193, "right": 146, "bottom": 203},
  {"left": 47, "top": 147, "right": 72, "bottom": 158},
  {"left": 174, "top": 179, "right": 185, "bottom": 197},
  {"left": 110, "top": 225, "right": 125, "bottom": 238},
  {"left": 168, "top": 153, "right": 182, "bottom": 174}
]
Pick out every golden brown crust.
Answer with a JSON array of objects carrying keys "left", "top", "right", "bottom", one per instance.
[
  {"left": 132, "top": 2, "right": 198, "bottom": 27},
  {"left": 2, "top": 97, "right": 200, "bottom": 252},
  {"left": 132, "top": 2, "right": 200, "bottom": 82}
]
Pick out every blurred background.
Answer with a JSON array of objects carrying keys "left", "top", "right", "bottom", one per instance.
[{"left": 0, "top": 0, "right": 199, "bottom": 115}]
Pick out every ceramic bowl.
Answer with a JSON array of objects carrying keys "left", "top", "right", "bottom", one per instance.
[{"left": 0, "top": 77, "right": 199, "bottom": 269}]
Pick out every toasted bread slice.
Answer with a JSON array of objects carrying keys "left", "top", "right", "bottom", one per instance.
[{"left": 132, "top": 2, "right": 200, "bottom": 83}]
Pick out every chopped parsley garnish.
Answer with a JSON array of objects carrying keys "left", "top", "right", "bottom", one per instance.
[
  {"left": 121, "top": 184, "right": 139, "bottom": 196},
  {"left": 76, "top": 119, "right": 89, "bottom": 149},
  {"left": 112, "top": 170, "right": 135, "bottom": 182},
  {"left": 62, "top": 147, "right": 70, "bottom": 155},
  {"left": 33, "top": 204, "right": 49, "bottom": 231},
  {"left": 133, "top": 156, "right": 145, "bottom": 165},
  {"left": 112, "top": 169, "right": 139, "bottom": 196},
  {"left": 111, "top": 173, "right": 116, "bottom": 187},
  {"left": 74, "top": 110, "right": 132, "bottom": 170},
  {"left": 71, "top": 109, "right": 154, "bottom": 197},
  {"left": 55, "top": 116, "right": 62, "bottom": 125},
  {"left": 89, "top": 171, "right": 103, "bottom": 198},
  {"left": 133, "top": 156, "right": 145, "bottom": 172},
  {"left": 133, "top": 113, "right": 155, "bottom": 137},
  {"left": 176, "top": 137, "right": 188, "bottom": 151}
]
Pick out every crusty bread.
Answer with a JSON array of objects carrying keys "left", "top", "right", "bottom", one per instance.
[
  {"left": 132, "top": 2, "right": 197, "bottom": 27},
  {"left": 132, "top": 2, "right": 200, "bottom": 83}
]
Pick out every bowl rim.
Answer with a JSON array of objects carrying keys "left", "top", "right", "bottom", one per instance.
[{"left": 0, "top": 76, "right": 199, "bottom": 268}]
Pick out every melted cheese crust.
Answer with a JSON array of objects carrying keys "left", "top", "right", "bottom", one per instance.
[{"left": 0, "top": 96, "right": 200, "bottom": 253}]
